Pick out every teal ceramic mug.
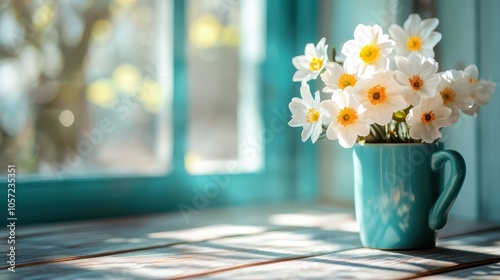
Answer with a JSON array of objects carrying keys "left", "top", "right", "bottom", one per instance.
[{"left": 352, "top": 143, "right": 466, "bottom": 250}]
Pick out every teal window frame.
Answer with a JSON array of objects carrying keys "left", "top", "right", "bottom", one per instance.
[{"left": 3, "top": 0, "right": 320, "bottom": 224}]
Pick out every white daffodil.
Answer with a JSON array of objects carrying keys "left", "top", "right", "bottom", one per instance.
[
  {"left": 288, "top": 82, "right": 328, "bottom": 143},
  {"left": 352, "top": 71, "right": 408, "bottom": 125},
  {"left": 321, "top": 88, "right": 370, "bottom": 148},
  {"left": 292, "top": 38, "right": 328, "bottom": 82},
  {"left": 341, "top": 24, "right": 395, "bottom": 77},
  {"left": 389, "top": 14, "right": 442, "bottom": 58},
  {"left": 437, "top": 70, "right": 474, "bottom": 123},
  {"left": 320, "top": 62, "right": 358, "bottom": 93},
  {"left": 406, "top": 94, "right": 452, "bottom": 143},
  {"left": 462, "top": 64, "right": 496, "bottom": 116},
  {"left": 394, "top": 54, "right": 440, "bottom": 106}
]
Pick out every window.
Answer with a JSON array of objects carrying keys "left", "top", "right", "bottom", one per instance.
[
  {"left": 1, "top": 0, "right": 318, "bottom": 224},
  {"left": 0, "top": 0, "right": 173, "bottom": 178},
  {"left": 185, "top": 0, "right": 265, "bottom": 174}
]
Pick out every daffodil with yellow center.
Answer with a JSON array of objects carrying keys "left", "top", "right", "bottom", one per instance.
[
  {"left": 353, "top": 71, "right": 408, "bottom": 125},
  {"left": 341, "top": 24, "right": 395, "bottom": 77},
  {"left": 462, "top": 64, "right": 496, "bottom": 116},
  {"left": 389, "top": 14, "right": 442, "bottom": 58},
  {"left": 321, "top": 88, "right": 370, "bottom": 148},
  {"left": 292, "top": 38, "right": 328, "bottom": 82},
  {"left": 320, "top": 62, "right": 358, "bottom": 93},
  {"left": 395, "top": 54, "right": 441, "bottom": 106},
  {"left": 436, "top": 70, "right": 474, "bottom": 124},
  {"left": 288, "top": 82, "right": 328, "bottom": 143},
  {"left": 406, "top": 95, "right": 452, "bottom": 143}
]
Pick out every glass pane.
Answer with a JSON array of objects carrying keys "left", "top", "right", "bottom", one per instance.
[
  {"left": 0, "top": 0, "right": 173, "bottom": 178},
  {"left": 185, "top": 0, "right": 265, "bottom": 174}
]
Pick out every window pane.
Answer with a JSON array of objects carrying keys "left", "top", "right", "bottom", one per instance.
[
  {"left": 185, "top": 0, "right": 265, "bottom": 174},
  {"left": 0, "top": 0, "right": 172, "bottom": 178}
]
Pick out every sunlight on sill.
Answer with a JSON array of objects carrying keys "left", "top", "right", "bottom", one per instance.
[
  {"left": 148, "top": 224, "right": 268, "bottom": 242},
  {"left": 268, "top": 212, "right": 359, "bottom": 232},
  {"left": 105, "top": 238, "right": 148, "bottom": 244}
]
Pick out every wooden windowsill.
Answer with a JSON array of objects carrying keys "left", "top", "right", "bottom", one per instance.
[{"left": 1, "top": 203, "right": 499, "bottom": 279}]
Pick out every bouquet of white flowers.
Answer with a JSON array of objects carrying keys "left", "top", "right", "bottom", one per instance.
[{"left": 288, "top": 14, "right": 496, "bottom": 148}]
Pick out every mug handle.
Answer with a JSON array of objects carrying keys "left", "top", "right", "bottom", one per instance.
[{"left": 428, "top": 150, "right": 466, "bottom": 230}]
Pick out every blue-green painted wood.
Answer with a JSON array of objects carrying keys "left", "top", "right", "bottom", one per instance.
[
  {"left": 477, "top": 0, "right": 500, "bottom": 221},
  {"left": 436, "top": 0, "right": 480, "bottom": 220},
  {"left": 293, "top": 0, "right": 319, "bottom": 200},
  {"left": 0, "top": 0, "right": 319, "bottom": 225},
  {"left": 172, "top": 0, "right": 188, "bottom": 175}
]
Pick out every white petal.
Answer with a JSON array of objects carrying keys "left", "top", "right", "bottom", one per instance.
[
  {"left": 389, "top": 24, "right": 408, "bottom": 45},
  {"left": 293, "top": 70, "right": 311, "bottom": 82},
  {"left": 434, "top": 106, "right": 452, "bottom": 120},
  {"left": 421, "top": 124, "right": 441, "bottom": 143},
  {"left": 301, "top": 124, "right": 313, "bottom": 142},
  {"left": 304, "top": 43, "right": 316, "bottom": 59},
  {"left": 289, "top": 116, "right": 308, "bottom": 127},
  {"left": 300, "top": 82, "right": 313, "bottom": 104},
  {"left": 395, "top": 68, "right": 410, "bottom": 82},
  {"left": 409, "top": 123, "right": 422, "bottom": 139},
  {"left": 423, "top": 32, "right": 442, "bottom": 48},
  {"left": 353, "top": 24, "right": 372, "bottom": 44},
  {"left": 342, "top": 56, "right": 359, "bottom": 76},
  {"left": 406, "top": 109, "right": 421, "bottom": 126},
  {"left": 338, "top": 127, "right": 358, "bottom": 148},
  {"left": 292, "top": 55, "right": 309, "bottom": 70},
  {"left": 341, "top": 40, "right": 360, "bottom": 56},
  {"left": 289, "top": 98, "right": 308, "bottom": 111},
  {"left": 427, "top": 94, "right": 444, "bottom": 110},
  {"left": 462, "top": 103, "right": 479, "bottom": 116},
  {"left": 419, "top": 18, "right": 439, "bottom": 39},
  {"left": 311, "top": 123, "right": 322, "bottom": 143},
  {"left": 464, "top": 64, "right": 479, "bottom": 79},
  {"left": 446, "top": 109, "right": 460, "bottom": 124},
  {"left": 321, "top": 99, "right": 340, "bottom": 117},
  {"left": 326, "top": 123, "right": 338, "bottom": 140},
  {"left": 419, "top": 48, "right": 435, "bottom": 59},
  {"left": 354, "top": 122, "right": 370, "bottom": 137},
  {"left": 404, "top": 14, "right": 422, "bottom": 35},
  {"left": 395, "top": 56, "right": 409, "bottom": 74},
  {"left": 317, "top": 37, "right": 326, "bottom": 48}
]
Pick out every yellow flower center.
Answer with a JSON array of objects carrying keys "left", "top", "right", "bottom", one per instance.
[
  {"left": 421, "top": 111, "right": 436, "bottom": 124},
  {"left": 469, "top": 77, "right": 478, "bottom": 84},
  {"left": 305, "top": 108, "right": 320, "bottom": 124},
  {"left": 440, "top": 87, "right": 456, "bottom": 105},
  {"left": 337, "top": 107, "right": 358, "bottom": 127},
  {"left": 309, "top": 57, "right": 324, "bottom": 71},
  {"left": 359, "top": 44, "right": 380, "bottom": 64},
  {"left": 409, "top": 75, "right": 424, "bottom": 90},
  {"left": 407, "top": 36, "right": 422, "bottom": 51},
  {"left": 367, "top": 84, "right": 388, "bottom": 105},
  {"left": 337, "top": 73, "right": 357, "bottom": 90}
]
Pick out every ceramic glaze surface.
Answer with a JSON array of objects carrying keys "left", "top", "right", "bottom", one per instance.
[{"left": 353, "top": 143, "right": 466, "bottom": 250}]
